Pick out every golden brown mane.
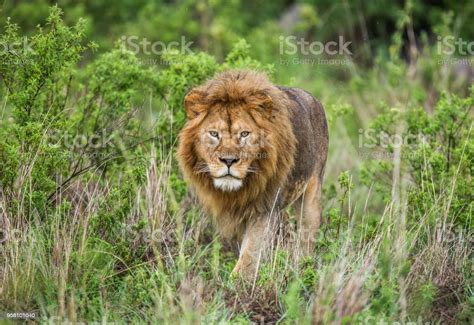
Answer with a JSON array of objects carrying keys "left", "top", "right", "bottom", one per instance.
[{"left": 177, "top": 70, "right": 296, "bottom": 239}]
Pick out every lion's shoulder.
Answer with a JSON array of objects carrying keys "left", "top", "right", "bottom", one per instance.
[{"left": 277, "top": 86, "right": 329, "bottom": 183}]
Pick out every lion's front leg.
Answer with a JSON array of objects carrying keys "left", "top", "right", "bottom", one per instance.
[{"left": 232, "top": 215, "right": 276, "bottom": 278}]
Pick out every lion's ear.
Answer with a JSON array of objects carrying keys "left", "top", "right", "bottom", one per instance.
[
  {"left": 184, "top": 89, "right": 207, "bottom": 119},
  {"left": 253, "top": 92, "right": 274, "bottom": 117}
]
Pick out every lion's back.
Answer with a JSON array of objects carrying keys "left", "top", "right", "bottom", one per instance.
[{"left": 277, "top": 86, "right": 329, "bottom": 184}]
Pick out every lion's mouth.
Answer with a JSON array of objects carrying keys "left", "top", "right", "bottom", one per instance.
[
  {"left": 215, "top": 174, "right": 240, "bottom": 180},
  {"left": 214, "top": 170, "right": 243, "bottom": 180},
  {"left": 212, "top": 175, "right": 243, "bottom": 191}
]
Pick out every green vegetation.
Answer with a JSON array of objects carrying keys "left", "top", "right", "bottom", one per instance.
[{"left": 0, "top": 1, "right": 472, "bottom": 323}]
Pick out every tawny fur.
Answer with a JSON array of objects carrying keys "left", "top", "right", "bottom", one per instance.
[{"left": 177, "top": 70, "right": 328, "bottom": 275}]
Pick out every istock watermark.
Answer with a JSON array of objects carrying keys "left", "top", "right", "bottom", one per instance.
[
  {"left": 0, "top": 36, "right": 34, "bottom": 54},
  {"left": 436, "top": 36, "right": 474, "bottom": 66},
  {"left": 279, "top": 36, "right": 352, "bottom": 55},
  {"left": 437, "top": 36, "right": 474, "bottom": 55},
  {"left": 358, "top": 129, "right": 430, "bottom": 149},
  {"left": 62, "top": 132, "right": 115, "bottom": 150},
  {"left": 357, "top": 128, "right": 432, "bottom": 160},
  {"left": 48, "top": 129, "right": 115, "bottom": 150},
  {"left": 119, "top": 35, "right": 194, "bottom": 55},
  {"left": 278, "top": 35, "right": 352, "bottom": 66}
]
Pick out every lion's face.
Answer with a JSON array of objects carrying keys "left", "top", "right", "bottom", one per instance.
[
  {"left": 193, "top": 105, "right": 264, "bottom": 192},
  {"left": 178, "top": 71, "right": 295, "bottom": 203}
]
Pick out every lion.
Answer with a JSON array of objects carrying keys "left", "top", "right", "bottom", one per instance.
[{"left": 177, "top": 70, "right": 328, "bottom": 277}]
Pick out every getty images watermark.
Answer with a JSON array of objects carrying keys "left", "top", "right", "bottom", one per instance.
[{"left": 278, "top": 35, "right": 352, "bottom": 66}]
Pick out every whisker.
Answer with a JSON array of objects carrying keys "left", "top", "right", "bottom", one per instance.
[
  {"left": 194, "top": 162, "right": 211, "bottom": 174},
  {"left": 246, "top": 167, "right": 259, "bottom": 174}
]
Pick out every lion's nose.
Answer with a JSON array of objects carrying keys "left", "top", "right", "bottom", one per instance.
[{"left": 219, "top": 157, "right": 240, "bottom": 167}]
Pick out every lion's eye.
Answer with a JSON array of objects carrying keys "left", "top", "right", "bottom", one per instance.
[
  {"left": 209, "top": 131, "right": 219, "bottom": 138},
  {"left": 240, "top": 131, "right": 250, "bottom": 138}
]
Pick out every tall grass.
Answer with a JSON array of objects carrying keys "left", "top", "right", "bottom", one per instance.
[
  {"left": 1, "top": 134, "right": 471, "bottom": 323},
  {"left": 0, "top": 6, "right": 472, "bottom": 324}
]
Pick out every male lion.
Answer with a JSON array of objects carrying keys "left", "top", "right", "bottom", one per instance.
[{"left": 177, "top": 70, "right": 328, "bottom": 277}]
